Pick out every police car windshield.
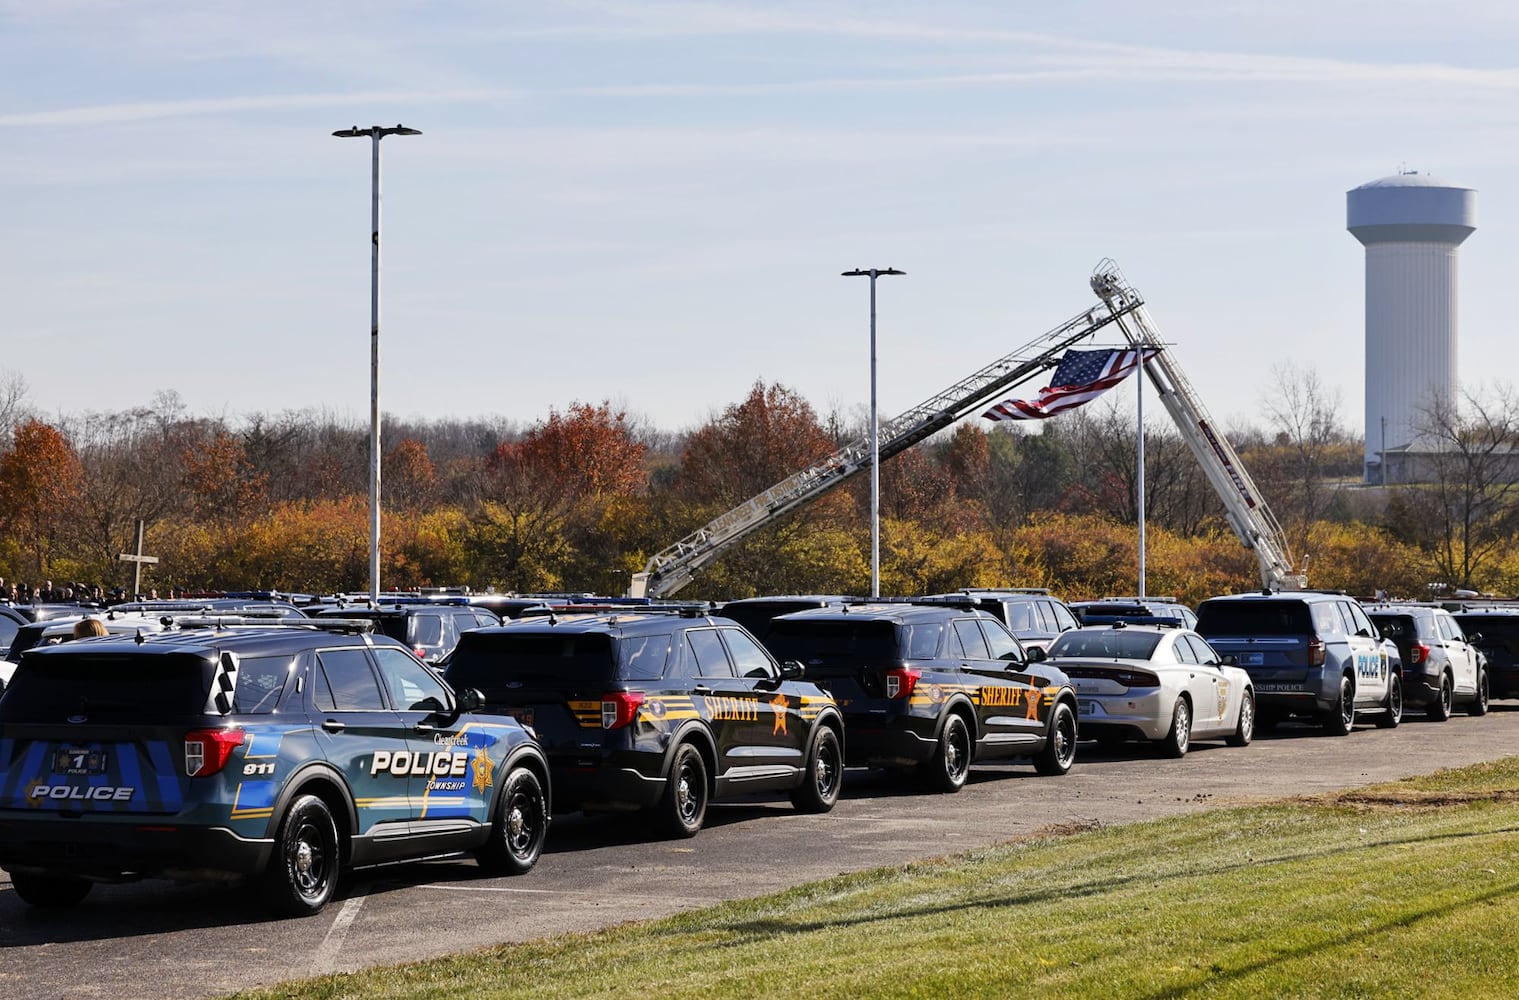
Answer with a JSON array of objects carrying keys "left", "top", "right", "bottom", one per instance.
[
  {"left": 1, "top": 652, "right": 212, "bottom": 722},
  {"left": 1048, "top": 630, "right": 1162, "bottom": 660},
  {"left": 445, "top": 632, "right": 618, "bottom": 690}
]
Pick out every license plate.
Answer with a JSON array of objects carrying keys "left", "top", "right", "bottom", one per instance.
[
  {"left": 53, "top": 749, "right": 108, "bottom": 775},
  {"left": 1239, "top": 652, "right": 1264, "bottom": 666}
]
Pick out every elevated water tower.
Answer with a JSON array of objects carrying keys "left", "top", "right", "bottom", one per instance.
[{"left": 1347, "top": 171, "right": 1476, "bottom": 482}]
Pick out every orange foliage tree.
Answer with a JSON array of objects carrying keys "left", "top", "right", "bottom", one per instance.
[{"left": 0, "top": 419, "right": 85, "bottom": 577}]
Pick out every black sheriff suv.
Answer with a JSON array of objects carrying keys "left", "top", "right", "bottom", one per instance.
[
  {"left": 761, "top": 602, "right": 1079, "bottom": 790},
  {"left": 442, "top": 609, "right": 846, "bottom": 838}
]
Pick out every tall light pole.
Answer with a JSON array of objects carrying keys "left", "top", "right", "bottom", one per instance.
[
  {"left": 333, "top": 124, "right": 421, "bottom": 601},
  {"left": 842, "top": 267, "right": 905, "bottom": 598}
]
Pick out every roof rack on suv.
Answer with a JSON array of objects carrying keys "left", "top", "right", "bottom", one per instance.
[{"left": 172, "top": 617, "right": 377, "bottom": 635}]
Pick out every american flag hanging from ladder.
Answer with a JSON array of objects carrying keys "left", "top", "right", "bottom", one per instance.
[
  {"left": 204, "top": 652, "right": 239, "bottom": 715},
  {"left": 982, "top": 348, "right": 1159, "bottom": 421}
]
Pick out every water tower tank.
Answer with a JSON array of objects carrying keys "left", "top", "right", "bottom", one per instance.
[{"left": 1347, "top": 172, "right": 1475, "bottom": 481}]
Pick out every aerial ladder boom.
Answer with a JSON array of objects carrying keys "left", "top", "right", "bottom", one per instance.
[
  {"left": 629, "top": 296, "right": 1143, "bottom": 598},
  {"left": 1089, "top": 262, "right": 1306, "bottom": 591}
]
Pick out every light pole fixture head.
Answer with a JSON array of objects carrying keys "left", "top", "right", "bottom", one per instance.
[
  {"left": 332, "top": 125, "right": 423, "bottom": 139},
  {"left": 841, "top": 267, "right": 906, "bottom": 277}
]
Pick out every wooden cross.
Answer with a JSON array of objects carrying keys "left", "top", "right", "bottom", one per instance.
[{"left": 117, "top": 519, "right": 160, "bottom": 597}]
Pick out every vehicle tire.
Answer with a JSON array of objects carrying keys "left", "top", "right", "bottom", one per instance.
[
  {"left": 1375, "top": 673, "right": 1402, "bottom": 729},
  {"left": 790, "top": 725, "right": 844, "bottom": 814},
  {"left": 1034, "top": 701, "right": 1078, "bottom": 776},
  {"left": 260, "top": 793, "right": 341, "bottom": 917},
  {"left": 922, "top": 712, "right": 972, "bottom": 793},
  {"left": 1468, "top": 669, "right": 1491, "bottom": 717},
  {"left": 1427, "top": 672, "right": 1453, "bottom": 722},
  {"left": 1159, "top": 698, "right": 1191, "bottom": 758},
  {"left": 475, "top": 765, "right": 548, "bottom": 876},
  {"left": 1226, "top": 690, "right": 1256, "bottom": 747},
  {"left": 9, "top": 871, "right": 92, "bottom": 908},
  {"left": 653, "top": 743, "right": 708, "bottom": 838},
  {"left": 1323, "top": 674, "right": 1355, "bottom": 736}
]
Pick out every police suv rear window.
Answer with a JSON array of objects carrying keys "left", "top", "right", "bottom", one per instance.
[
  {"left": 765, "top": 620, "right": 905, "bottom": 673},
  {"left": 1197, "top": 602, "right": 1313, "bottom": 635},
  {"left": 0, "top": 652, "right": 212, "bottom": 722},
  {"left": 445, "top": 632, "right": 618, "bottom": 690}
]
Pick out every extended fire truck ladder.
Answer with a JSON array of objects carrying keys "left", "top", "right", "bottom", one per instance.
[
  {"left": 1088, "top": 261, "right": 1306, "bottom": 591},
  {"left": 629, "top": 294, "right": 1142, "bottom": 599}
]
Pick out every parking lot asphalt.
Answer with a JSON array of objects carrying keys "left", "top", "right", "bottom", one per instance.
[{"left": 3, "top": 706, "right": 1516, "bottom": 1000}]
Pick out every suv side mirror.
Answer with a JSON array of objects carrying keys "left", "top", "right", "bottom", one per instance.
[
  {"left": 779, "top": 660, "right": 805, "bottom": 681},
  {"left": 454, "top": 687, "right": 485, "bottom": 714},
  {"left": 1219, "top": 654, "right": 1236, "bottom": 666},
  {"left": 1024, "top": 646, "right": 1047, "bottom": 663}
]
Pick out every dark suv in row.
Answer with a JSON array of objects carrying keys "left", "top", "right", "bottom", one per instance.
[
  {"left": 0, "top": 621, "right": 549, "bottom": 915},
  {"left": 443, "top": 611, "right": 845, "bottom": 838},
  {"left": 761, "top": 603, "right": 1079, "bottom": 790}
]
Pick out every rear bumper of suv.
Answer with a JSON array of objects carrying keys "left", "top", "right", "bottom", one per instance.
[
  {"left": 1247, "top": 668, "right": 1338, "bottom": 716},
  {"left": 0, "top": 815, "right": 271, "bottom": 882},
  {"left": 1400, "top": 665, "right": 1443, "bottom": 707},
  {"left": 839, "top": 719, "right": 936, "bottom": 768},
  {"left": 548, "top": 758, "right": 666, "bottom": 813}
]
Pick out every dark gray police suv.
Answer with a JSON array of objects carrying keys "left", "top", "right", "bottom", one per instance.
[{"left": 443, "top": 610, "right": 846, "bottom": 839}]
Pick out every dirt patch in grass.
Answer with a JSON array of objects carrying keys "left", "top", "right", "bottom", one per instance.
[{"left": 1312, "top": 786, "right": 1519, "bottom": 810}]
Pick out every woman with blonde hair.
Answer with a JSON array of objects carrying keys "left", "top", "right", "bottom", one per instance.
[{"left": 71, "top": 618, "right": 108, "bottom": 639}]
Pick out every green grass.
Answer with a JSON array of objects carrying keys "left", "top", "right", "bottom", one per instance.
[{"left": 233, "top": 760, "right": 1519, "bottom": 1000}]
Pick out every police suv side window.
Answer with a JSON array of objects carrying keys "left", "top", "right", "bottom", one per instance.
[
  {"left": 1312, "top": 603, "right": 1345, "bottom": 638},
  {"left": 686, "top": 629, "right": 736, "bottom": 678},
  {"left": 233, "top": 655, "right": 292, "bottom": 714},
  {"left": 1049, "top": 602, "right": 1079, "bottom": 631},
  {"left": 373, "top": 646, "right": 451, "bottom": 712},
  {"left": 1437, "top": 614, "right": 1463, "bottom": 643},
  {"left": 315, "top": 648, "right": 388, "bottom": 711},
  {"left": 721, "top": 628, "right": 776, "bottom": 679},
  {"left": 979, "top": 620, "right": 1023, "bottom": 661},
  {"left": 952, "top": 619, "right": 992, "bottom": 660},
  {"left": 1344, "top": 601, "right": 1375, "bottom": 638}
]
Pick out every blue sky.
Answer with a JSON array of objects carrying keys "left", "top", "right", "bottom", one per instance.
[{"left": 2, "top": 1, "right": 1514, "bottom": 440}]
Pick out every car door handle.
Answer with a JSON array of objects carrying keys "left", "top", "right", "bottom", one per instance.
[
  {"left": 322, "top": 719, "right": 345, "bottom": 733},
  {"left": 413, "top": 723, "right": 436, "bottom": 734},
  {"left": 693, "top": 685, "right": 713, "bottom": 695}
]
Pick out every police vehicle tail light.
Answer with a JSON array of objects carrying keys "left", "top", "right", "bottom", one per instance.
[
  {"left": 1307, "top": 637, "right": 1325, "bottom": 667},
  {"left": 1112, "top": 670, "right": 1159, "bottom": 689},
  {"left": 185, "top": 728, "right": 245, "bottom": 777},
  {"left": 885, "top": 667, "right": 920, "bottom": 699},
  {"left": 1409, "top": 643, "right": 1429, "bottom": 665},
  {"left": 601, "top": 691, "right": 645, "bottom": 729}
]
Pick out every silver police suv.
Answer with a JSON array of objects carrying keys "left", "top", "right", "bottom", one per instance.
[
  {"left": 1195, "top": 591, "right": 1401, "bottom": 735},
  {"left": 1365, "top": 603, "right": 1487, "bottom": 720}
]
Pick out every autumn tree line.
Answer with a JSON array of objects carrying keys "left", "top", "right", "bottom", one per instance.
[{"left": 1, "top": 366, "right": 1517, "bottom": 608}]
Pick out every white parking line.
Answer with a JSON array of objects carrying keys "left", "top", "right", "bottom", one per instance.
[{"left": 310, "top": 895, "right": 365, "bottom": 974}]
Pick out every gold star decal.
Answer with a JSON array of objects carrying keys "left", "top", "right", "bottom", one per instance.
[
  {"left": 769, "top": 693, "right": 790, "bottom": 735},
  {"left": 471, "top": 749, "right": 495, "bottom": 794}
]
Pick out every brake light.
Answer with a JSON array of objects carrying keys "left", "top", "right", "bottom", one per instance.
[
  {"left": 185, "top": 728, "right": 244, "bottom": 777},
  {"left": 885, "top": 667, "right": 921, "bottom": 699},
  {"left": 1114, "top": 670, "right": 1160, "bottom": 689},
  {"left": 413, "top": 646, "right": 429, "bottom": 659},
  {"left": 1307, "top": 637, "right": 1325, "bottom": 666},
  {"left": 601, "top": 691, "right": 645, "bottom": 729},
  {"left": 1410, "top": 643, "right": 1429, "bottom": 665}
]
